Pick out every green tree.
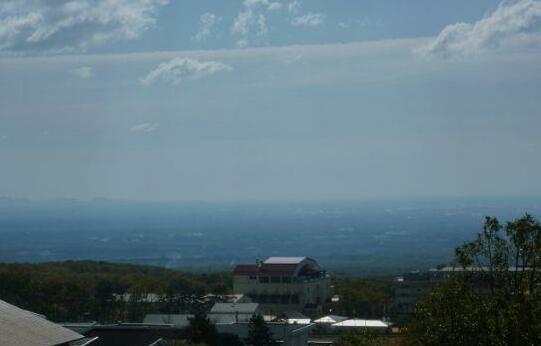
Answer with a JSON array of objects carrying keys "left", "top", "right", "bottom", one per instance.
[
  {"left": 185, "top": 312, "right": 219, "bottom": 346},
  {"left": 408, "top": 278, "right": 502, "bottom": 346},
  {"left": 245, "top": 314, "right": 277, "bottom": 346},
  {"left": 336, "top": 331, "right": 384, "bottom": 346},
  {"left": 408, "top": 214, "right": 541, "bottom": 346},
  {"left": 218, "top": 333, "right": 244, "bottom": 346}
]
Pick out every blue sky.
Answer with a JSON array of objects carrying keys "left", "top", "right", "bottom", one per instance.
[{"left": 1, "top": 0, "right": 541, "bottom": 201}]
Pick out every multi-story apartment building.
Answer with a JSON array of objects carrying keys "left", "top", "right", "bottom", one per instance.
[{"left": 233, "top": 257, "right": 332, "bottom": 315}]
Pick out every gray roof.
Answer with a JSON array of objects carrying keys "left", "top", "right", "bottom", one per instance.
[
  {"left": 0, "top": 299, "right": 83, "bottom": 346},
  {"left": 143, "top": 314, "right": 193, "bottom": 328},
  {"left": 278, "top": 311, "right": 309, "bottom": 319},
  {"left": 216, "top": 322, "right": 315, "bottom": 340},
  {"left": 210, "top": 303, "right": 260, "bottom": 315},
  {"left": 61, "top": 322, "right": 97, "bottom": 334}
]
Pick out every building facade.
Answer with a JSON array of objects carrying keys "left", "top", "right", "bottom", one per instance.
[
  {"left": 391, "top": 270, "right": 432, "bottom": 315},
  {"left": 233, "top": 257, "right": 332, "bottom": 315},
  {"left": 392, "top": 266, "right": 502, "bottom": 315}
]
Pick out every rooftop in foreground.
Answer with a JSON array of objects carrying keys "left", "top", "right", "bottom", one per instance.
[{"left": 0, "top": 299, "right": 83, "bottom": 346}]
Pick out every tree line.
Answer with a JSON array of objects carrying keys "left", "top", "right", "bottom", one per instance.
[{"left": 0, "top": 260, "right": 232, "bottom": 322}]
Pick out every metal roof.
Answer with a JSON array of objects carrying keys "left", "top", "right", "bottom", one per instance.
[
  {"left": 215, "top": 322, "right": 315, "bottom": 340},
  {"left": 313, "top": 315, "right": 348, "bottom": 324},
  {"left": 279, "top": 311, "right": 309, "bottom": 319},
  {"left": 143, "top": 314, "right": 193, "bottom": 328},
  {"left": 332, "top": 319, "right": 389, "bottom": 328},
  {"left": 264, "top": 257, "right": 307, "bottom": 264},
  {"left": 234, "top": 257, "right": 323, "bottom": 276},
  {"left": 61, "top": 322, "right": 97, "bottom": 335},
  {"left": 0, "top": 299, "right": 83, "bottom": 346},
  {"left": 210, "top": 303, "right": 260, "bottom": 314}
]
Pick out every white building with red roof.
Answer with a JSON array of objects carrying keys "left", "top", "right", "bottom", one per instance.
[{"left": 232, "top": 257, "right": 332, "bottom": 315}]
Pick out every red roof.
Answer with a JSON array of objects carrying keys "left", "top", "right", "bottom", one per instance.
[
  {"left": 233, "top": 263, "right": 298, "bottom": 276},
  {"left": 233, "top": 264, "right": 259, "bottom": 275}
]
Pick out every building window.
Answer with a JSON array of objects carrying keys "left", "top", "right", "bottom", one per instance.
[
  {"left": 249, "top": 276, "right": 257, "bottom": 280},
  {"left": 282, "top": 276, "right": 291, "bottom": 283},
  {"left": 271, "top": 276, "right": 281, "bottom": 283},
  {"left": 259, "top": 276, "right": 269, "bottom": 283}
]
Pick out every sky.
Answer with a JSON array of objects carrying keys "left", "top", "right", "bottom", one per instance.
[{"left": 0, "top": 0, "right": 541, "bottom": 202}]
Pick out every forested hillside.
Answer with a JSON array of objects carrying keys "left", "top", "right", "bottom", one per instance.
[{"left": 0, "top": 261, "right": 232, "bottom": 322}]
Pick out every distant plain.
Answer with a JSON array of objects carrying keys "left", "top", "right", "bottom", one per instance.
[{"left": 1, "top": 197, "right": 539, "bottom": 276}]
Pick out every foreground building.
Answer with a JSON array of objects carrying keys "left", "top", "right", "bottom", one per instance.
[
  {"left": 0, "top": 299, "right": 86, "bottom": 346},
  {"left": 233, "top": 257, "right": 332, "bottom": 315}
]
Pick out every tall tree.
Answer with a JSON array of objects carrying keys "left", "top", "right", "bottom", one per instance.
[
  {"left": 409, "top": 214, "right": 541, "bottom": 346},
  {"left": 185, "top": 311, "right": 219, "bottom": 346},
  {"left": 335, "top": 331, "right": 383, "bottom": 346},
  {"left": 245, "top": 314, "right": 277, "bottom": 346}
]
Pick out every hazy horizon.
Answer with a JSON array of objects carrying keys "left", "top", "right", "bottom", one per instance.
[{"left": 2, "top": 193, "right": 541, "bottom": 205}]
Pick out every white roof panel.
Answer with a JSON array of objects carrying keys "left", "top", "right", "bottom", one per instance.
[
  {"left": 332, "top": 319, "right": 389, "bottom": 328},
  {"left": 287, "top": 319, "right": 312, "bottom": 325},
  {"left": 264, "top": 257, "right": 306, "bottom": 264},
  {"left": 314, "top": 315, "right": 348, "bottom": 324}
]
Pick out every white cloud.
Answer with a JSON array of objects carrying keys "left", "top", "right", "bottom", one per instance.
[
  {"left": 130, "top": 122, "right": 159, "bottom": 133},
  {"left": 422, "top": 0, "right": 541, "bottom": 58},
  {"left": 232, "top": 0, "right": 282, "bottom": 47},
  {"left": 0, "top": 0, "right": 168, "bottom": 53},
  {"left": 256, "top": 13, "right": 268, "bottom": 36},
  {"left": 140, "top": 57, "right": 232, "bottom": 86},
  {"left": 72, "top": 66, "right": 94, "bottom": 79},
  {"left": 291, "top": 12, "right": 326, "bottom": 27},
  {"left": 192, "top": 13, "right": 219, "bottom": 42},
  {"left": 287, "top": 1, "right": 301, "bottom": 14},
  {"left": 267, "top": 2, "right": 282, "bottom": 12}
]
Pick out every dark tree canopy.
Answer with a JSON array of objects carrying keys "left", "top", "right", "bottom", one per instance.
[
  {"left": 186, "top": 312, "right": 220, "bottom": 346},
  {"left": 335, "top": 331, "right": 384, "bottom": 346},
  {"left": 409, "top": 214, "right": 541, "bottom": 346},
  {"left": 245, "top": 314, "right": 277, "bottom": 346},
  {"left": 0, "top": 261, "right": 232, "bottom": 322}
]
